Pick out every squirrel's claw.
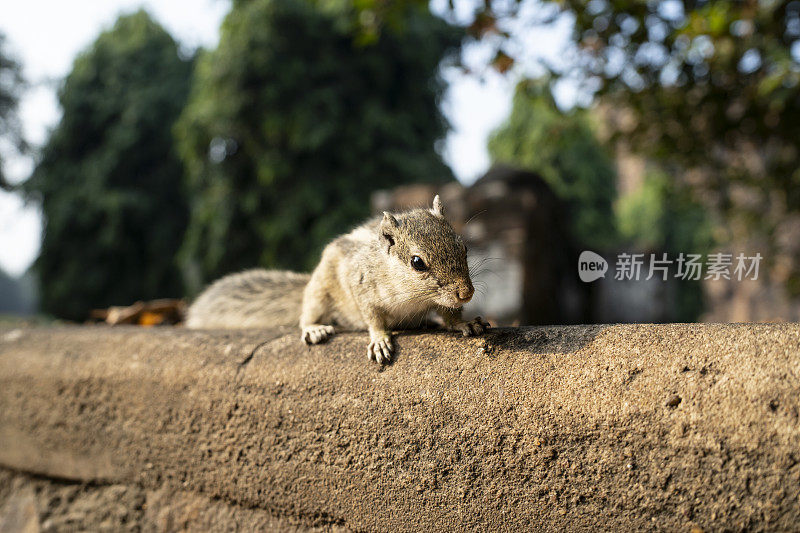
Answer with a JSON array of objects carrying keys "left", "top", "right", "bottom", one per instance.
[
  {"left": 302, "top": 325, "right": 335, "bottom": 344},
  {"left": 456, "top": 316, "right": 490, "bottom": 337},
  {"left": 367, "top": 333, "right": 393, "bottom": 364}
]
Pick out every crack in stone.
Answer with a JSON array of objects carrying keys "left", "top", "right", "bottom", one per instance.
[
  {"left": 236, "top": 334, "right": 287, "bottom": 369},
  {"left": 0, "top": 465, "right": 116, "bottom": 487}
]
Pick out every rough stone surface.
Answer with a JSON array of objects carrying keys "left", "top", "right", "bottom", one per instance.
[{"left": 1, "top": 323, "right": 799, "bottom": 531}]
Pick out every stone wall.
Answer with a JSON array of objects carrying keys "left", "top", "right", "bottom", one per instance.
[{"left": 1, "top": 324, "right": 799, "bottom": 531}]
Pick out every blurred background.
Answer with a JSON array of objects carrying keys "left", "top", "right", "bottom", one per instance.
[{"left": 1, "top": 0, "right": 798, "bottom": 325}]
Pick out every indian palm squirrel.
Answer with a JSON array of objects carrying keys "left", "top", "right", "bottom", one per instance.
[{"left": 186, "top": 195, "right": 489, "bottom": 363}]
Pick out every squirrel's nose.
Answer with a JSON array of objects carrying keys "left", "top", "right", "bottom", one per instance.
[{"left": 456, "top": 282, "right": 474, "bottom": 303}]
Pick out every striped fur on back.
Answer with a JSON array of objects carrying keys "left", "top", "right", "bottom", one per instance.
[{"left": 186, "top": 269, "right": 310, "bottom": 329}]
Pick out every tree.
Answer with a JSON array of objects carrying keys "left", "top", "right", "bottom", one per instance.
[
  {"left": 616, "top": 167, "right": 713, "bottom": 256},
  {"left": 552, "top": 0, "right": 800, "bottom": 292},
  {"left": 176, "top": 0, "right": 460, "bottom": 292},
  {"left": 488, "top": 79, "right": 618, "bottom": 249},
  {"left": 351, "top": 1, "right": 800, "bottom": 292},
  {"left": 541, "top": 1, "right": 800, "bottom": 292},
  {"left": 0, "top": 32, "right": 26, "bottom": 190},
  {"left": 615, "top": 165, "right": 714, "bottom": 320},
  {"left": 24, "top": 11, "right": 194, "bottom": 320},
  {"left": 489, "top": 78, "right": 715, "bottom": 320}
]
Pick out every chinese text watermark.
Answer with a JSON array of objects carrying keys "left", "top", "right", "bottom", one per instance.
[{"left": 579, "top": 251, "right": 762, "bottom": 282}]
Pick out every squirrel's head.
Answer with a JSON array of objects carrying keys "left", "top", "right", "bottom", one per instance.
[{"left": 379, "top": 195, "right": 474, "bottom": 309}]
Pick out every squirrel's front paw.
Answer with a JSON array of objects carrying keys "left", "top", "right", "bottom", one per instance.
[
  {"left": 302, "top": 324, "right": 335, "bottom": 344},
  {"left": 453, "top": 316, "right": 491, "bottom": 337},
  {"left": 367, "top": 332, "right": 393, "bottom": 365}
]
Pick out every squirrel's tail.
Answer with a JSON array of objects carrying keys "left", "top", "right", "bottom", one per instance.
[{"left": 185, "top": 269, "right": 310, "bottom": 329}]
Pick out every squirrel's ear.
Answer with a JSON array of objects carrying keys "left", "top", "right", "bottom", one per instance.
[
  {"left": 381, "top": 212, "right": 399, "bottom": 229},
  {"left": 431, "top": 195, "right": 444, "bottom": 218},
  {"left": 380, "top": 212, "right": 399, "bottom": 252}
]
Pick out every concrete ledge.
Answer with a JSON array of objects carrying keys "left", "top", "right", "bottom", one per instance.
[{"left": 1, "top": 324, "right": 799, "bottom": 531}]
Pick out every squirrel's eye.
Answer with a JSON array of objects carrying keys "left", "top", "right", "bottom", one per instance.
[{"left": 410, "top": 255, "right": 428, "bottom": 272}]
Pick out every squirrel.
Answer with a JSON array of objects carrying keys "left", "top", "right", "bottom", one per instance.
[{"left": 186, "top": 195, "right": 490, "bottom": 363}]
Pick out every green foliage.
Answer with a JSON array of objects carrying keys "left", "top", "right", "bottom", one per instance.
[
  {"left": 24, "top": 11, "right": 193, "bottom": 320},
  {"left": 556, "top": 0, "right": 800, "bottom": 189},
  {"left": 488, "top": 79, "right": 618, "bottom": 249},
  {"left": 489, "top": 77, "right": 714, "bottom": 320},
  {"left": 177, "top": 0, "right": 460, "bottom": 291},
  {"left": 362, "top": 0, "right": 800, "bottom": 289},
  {"left": 550, "top": 0, "right": 800, "bottom": 287},
  {"left": 0, "top": 32, "right": 26, "bottom": 189},
  {"left": 616, "top": 174, "right": 665, "bottom": 251},
  {"left": 616, "top": 168, "right": 714, "bottom": 256},
  {"left": 615, "top": 166, "right": 715, "bottom": 321}
]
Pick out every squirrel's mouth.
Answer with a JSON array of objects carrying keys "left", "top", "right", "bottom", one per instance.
[
  {"left": 455, "top": 294, "right": 473, "bottom": 305},
  {"left": 438, "top": 294, "right": 467, "bottom": 309}
]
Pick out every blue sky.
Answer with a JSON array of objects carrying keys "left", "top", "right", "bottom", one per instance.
[{"left": 0, "top": 0, "right": 571, "bottom": 277}]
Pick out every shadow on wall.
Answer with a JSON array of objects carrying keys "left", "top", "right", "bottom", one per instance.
[
  {"left": 395, "top": 324, "right": 606, "bottom": 356},
  {"left": 481, "top": 325, "right": 607, "bottom": 354}
]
